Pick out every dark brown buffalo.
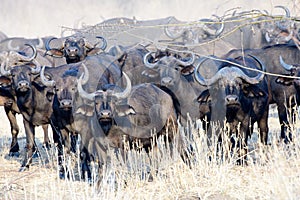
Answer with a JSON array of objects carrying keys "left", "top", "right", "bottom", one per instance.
[
  {"left": 0, "top": 60, "right": 60, "bottom": 171},
  {"left": 77, "top": 70, "right": 190, "bottom": 166},
  {"left": 45, "top": 36, "right": 107, "bottom": 64},
  {"left": 224, "top": 43, "right": 300, "bottom": 143},
  {"left": 142, "top": 49, "right": 210, "bottom": 127},
  {"left": 194, "top": 55, "right": 269, "bottom": 163},
  {"left": 0, "top": 45, "right": 52, "bottom": 156},
  {"left": 40, "top": 53, "right": 122, "bottom": 179}
]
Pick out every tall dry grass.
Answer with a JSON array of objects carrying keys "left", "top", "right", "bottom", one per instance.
[{"left": 0, "top": 106, "right": 300, "bottom": 200}]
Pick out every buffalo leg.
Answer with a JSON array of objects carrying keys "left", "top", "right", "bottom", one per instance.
[
  {"left": 20, "top": 120, "right": 35, "bottom": 171},
  {"left": 49, "top": 121, "right": 66, "bottom": 179},
  {"left": 277, "top": 104, "right": 292, "bottom": 143},
  {"left": 70, "top": 134, "right": 78, "bottom": 153},
  {"left": 41, "top": 124, "right": 51, "bottom": 149},
  {"left": 258, "top": 108, "right": 269, "bottom": 145},
  {"left": 5, "top": 106, "right": 20, "bottom": 155},
  {"left": 80, "top": 147, "right": 92, "bottom": 181}
]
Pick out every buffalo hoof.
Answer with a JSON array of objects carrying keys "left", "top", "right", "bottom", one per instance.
[
  {"left": 236, "top": 158, "right": 248, "bottom": 166},
  {"left": 19, "top": 166, "right": 29, "bottom": 172},
  {"left": 8, "top": 151, "right": 20, "bottom": 157},
  {"left": 58, "top": 165, "right": 66, "bottom": 179},
  {"left": 10, "top": 143, "right": 20, "bottom": 154},
  {"left": 59, "top": 171, "right": 66, "bottom": 180},
  {"left": 43, "top": 142, "right": 51, "bottom": 150},
  {"left": 32, "top": 151, "right": 39, "bottom": 158},
  {"left": 284, "top": 135, "right": 293, "bottom": 144}
]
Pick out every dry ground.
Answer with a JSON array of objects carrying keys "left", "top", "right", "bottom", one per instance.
[{"left": 0, "top": 106, "right": 300, "bottom": 200}]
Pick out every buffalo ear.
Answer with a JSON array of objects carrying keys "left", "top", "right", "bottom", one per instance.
[
  {"left": 141, "top": 69, "right": 159, "bottom": 78},
  {"left": 243, "top": 85, "right": 267, "bottom": 98},
  {"left": 181, "top": 65, "right": 195, "bottom": 76},
  {"left": 114, "top": 53, "right": 127, "bottom": 70},
  {"left": 45, "top": 49, "right": 64, "bottom": 57},
  {"left": 275, "top": 77, "right": 294, "bottom": 86},
  {"left": 86, "top": 47, "right": 103, "bottom": 56},
  {"left": 0, "top": 76, "right": 12, "bottom": 88},
  {"left": 116, "top": 104, "right": 136, "bottom": 117},
  {"left": 197, "top": 89, "right": 210, "bottom": 103}
]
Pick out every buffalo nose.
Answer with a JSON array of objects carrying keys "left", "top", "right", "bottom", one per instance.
[
  {"left": 67, "top": 48, "right": 78, "bottom": 53},
  {"left": 225, "top": 95, "right": 239, "bottom": 105},
  {"left": 100, "top": 110, "right": 112, "bottom": 118},
  {"left": 18, "top": 80, "right": 29, "bottom": 87},
  {"left": 161, "top": 77, "right": 173, "bottom": 85},
  {"left": 60, "top": 99, "right": 72, "bottom": 108}
]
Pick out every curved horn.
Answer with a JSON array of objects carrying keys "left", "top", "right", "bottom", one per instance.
[
  {"left": 265, "top": 32, "right": 272, "bottom": 43},
  {"left": 244, "top": 55, "right": 266, "bottom": 83},
  {"left": 275, "top": 5, "right": 290, "bottom": 18},
  {"left": 164, "top": 18, "right": 185, "bottom": 39},
  {"left": 176, "top": 51, "right": 195, "bottom": 66},
  {"left": 80, "top": 63, "right": 89, "bottom": 85},
  {"left": 30, "top": 60, "right": 41, "bottom": 74},
  {"left": 40, "top": 66, "right": 55, "bottom": 87},
  {"left": 15, "top": 43, "right": 37, "bottom": 62},
  {"left": 195, "top": 56, "right": 265, "bottom": 86},
  {"left": 7, "top": 40, "right": 20, "bottom": 51},
  {"left": 45, "top": 37, "right": 58, "bottom": 51},
  {"left": 204, "top": 66, "right": 264, "bottom": 86},
  {"left": 143, "top": 52, "right": 158, "bottom": 69},
  {"left": 164, "top": 26, "right": 184, "bottom": 39},
  {"left": 112, "top": 72, "right": 131, "bottom": 99},
  {"left": 0, "top": 59, "right": 11, "bottom": 76},
  {"left": 36, "top": 37, "right": 44, "bottom": 49},
  {"left": 248, "top": 55, "right": 266, "bottom": 72},
  {"left": 221, "top": 66, "right": 265, "bottom": 85},
  {"left": 22, "top": 43, "right": 37, "bottom": 62},
  {"left": 279, "top": 55, "right": 294, "bottom": 71},
  {"left": 215, "top": 21, "right": 224, "bottom": 36},
  {"left": 202, "top": 18, "right": 224, "bottom": 37},
  {"left": 194, "top": 57, "right": 211, "bottom": 86},
  {"left": 77, "top": 73, "right": 97, "bottom": 101},
  {"left": 95, "top": 36, "right": 107, "bottom": 50}
]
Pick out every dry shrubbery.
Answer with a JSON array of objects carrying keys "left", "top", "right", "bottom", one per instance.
[{"left": 0, "top": 107, "right": 300, "bottom": 200}]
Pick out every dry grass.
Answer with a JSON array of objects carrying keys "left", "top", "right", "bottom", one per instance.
[{"left": 0, "top": 106, "right": 300, "bottom": 200}]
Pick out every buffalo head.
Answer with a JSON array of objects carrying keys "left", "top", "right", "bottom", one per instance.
[
  {"left": 45, "top": 36, "right": 107, "bottom": 63},
  {"left": 77, "top": 69, "right": 132, "bottom": 126},
  {"left": 1, "top": 60, "right": 41, "bottom": 94},
  {"left": 195, "top": 55, "right": 267, "bottom": 121},
  {"left": 276, "top": 55, "right": 300, "bottom": 89},
  {"left": 143, "top": 50, "right": 195, "bottom": 87},
  {"left": 40, "top": 63, "right": 89, "bottom": 110}
]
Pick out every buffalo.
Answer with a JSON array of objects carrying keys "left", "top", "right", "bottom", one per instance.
[
  {"left": 224, "top": 43, "right": 300, "bottom": 143},
  {"left": 45, "top": 36, "right": 107, "bottom": 64},
  {"left": 194, "top": 55, "right": 269, "bottom": 163},
  {"left": 77, "top": 70, "right": 191, "bottom": 168}
]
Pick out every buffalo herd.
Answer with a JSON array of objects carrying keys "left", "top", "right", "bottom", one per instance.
[{"left": 0, "top": 6, "right": 300, "bottom": 182}]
